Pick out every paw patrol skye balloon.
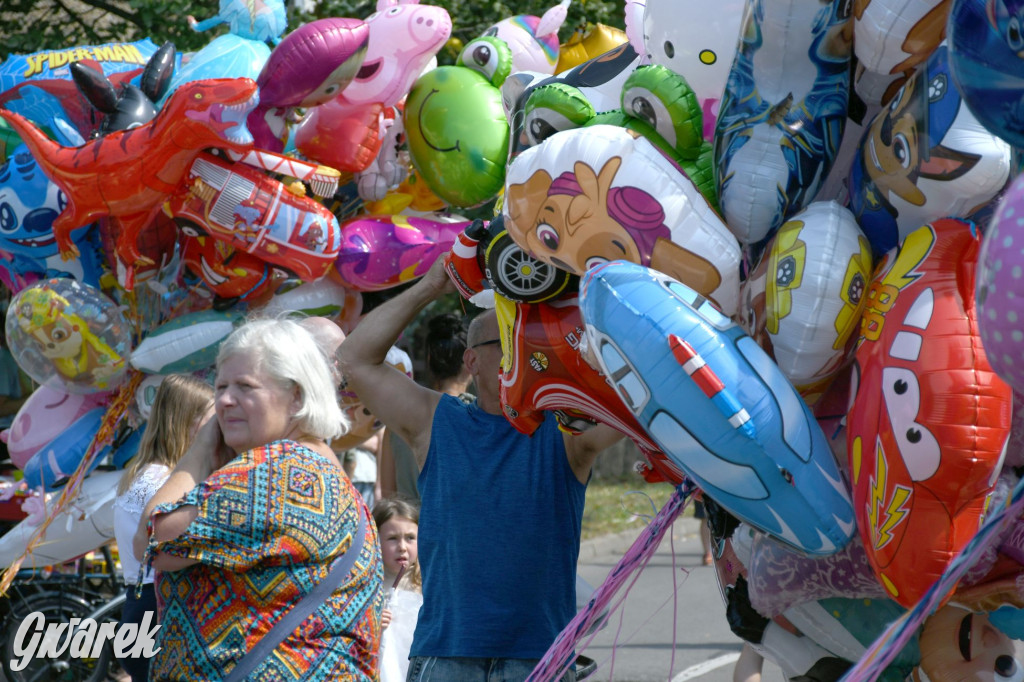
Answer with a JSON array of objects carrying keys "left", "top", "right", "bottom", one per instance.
[{"left": 503, "top": 124, "right": 741, "bottom": 316}]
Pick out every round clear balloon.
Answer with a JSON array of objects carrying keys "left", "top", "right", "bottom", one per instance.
[{"left": 5, "top": 278, "right": 131, "bottom": 394}]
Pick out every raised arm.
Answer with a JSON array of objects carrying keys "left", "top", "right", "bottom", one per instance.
[
  {"left": 339, "top": 259, "right": 455, "bottom": 462},
  {"left": 563, "top": 422, "right": 627, "bottom": 484}
]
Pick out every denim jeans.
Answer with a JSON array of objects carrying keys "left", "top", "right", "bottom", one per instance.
[
  {"left": 406, "top": 656, "right": 577, "bottom": 682},
  {"left": 117, "top": 583, "right": 156, "bottom": 682}
]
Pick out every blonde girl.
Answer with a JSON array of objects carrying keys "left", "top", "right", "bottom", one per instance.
[{"left": 112, "top": 373, "right": 213, "bottom": 682}]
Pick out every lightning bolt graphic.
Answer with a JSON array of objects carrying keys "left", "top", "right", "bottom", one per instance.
[{"left": 867, "top": 440, "right": 912, "bottom": 550}]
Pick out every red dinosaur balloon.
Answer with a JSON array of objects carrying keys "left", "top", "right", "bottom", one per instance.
[{"left": 0, "top": 77, "right": 259, "bottom": 287}]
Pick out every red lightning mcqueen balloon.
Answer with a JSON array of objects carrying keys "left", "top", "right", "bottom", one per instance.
[
  {"left": 494, "top": 292, "right": 685, "bottom": 484},
  {"left": 845, "top": 218, "right": 1012, "bottom": 607}
]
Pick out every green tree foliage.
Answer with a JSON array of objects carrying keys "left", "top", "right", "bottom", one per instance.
[{"left": 0, "top": 0, "right": 623, "bottom": 62}]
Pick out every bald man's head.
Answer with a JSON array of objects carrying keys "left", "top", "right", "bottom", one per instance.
[{"left": 299, "top": 316, "right": 346, "bottom": 384}]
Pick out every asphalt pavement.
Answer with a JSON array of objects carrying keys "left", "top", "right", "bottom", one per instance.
[{"left": 576, "top": 517, "right": 785, "bottom": 682}]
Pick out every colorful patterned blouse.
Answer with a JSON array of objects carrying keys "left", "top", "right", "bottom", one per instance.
[{"left": 148, "top": 439, "right": 383, "bottom": 681}]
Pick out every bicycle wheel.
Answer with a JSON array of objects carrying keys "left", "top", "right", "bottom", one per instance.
[
  {"left": 1, "top": 590, "right": 115, "bottom": 682},
  {"left": 82, "top": 592, "right": 126, "bottom": 682}
]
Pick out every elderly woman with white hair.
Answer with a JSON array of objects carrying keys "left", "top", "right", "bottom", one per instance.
[{"left": 135, "top": 317, "right": 383, "bottom": 681}]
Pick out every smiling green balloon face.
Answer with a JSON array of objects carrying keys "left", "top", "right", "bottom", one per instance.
[{"left": 403, "top": 65, "right": 510, "bottom": 208}]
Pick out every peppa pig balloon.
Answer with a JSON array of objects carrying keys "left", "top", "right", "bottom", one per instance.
[
  {"left": 336, "top": 0, "right": 451, "bottom": 109},
  {"left": 976, "top": 173, "right": 1024, "bottom": 394}
]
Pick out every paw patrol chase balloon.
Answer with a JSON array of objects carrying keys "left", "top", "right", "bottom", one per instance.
[{"left": 847, "top": 44, "right": 1011, "bottom": 255}]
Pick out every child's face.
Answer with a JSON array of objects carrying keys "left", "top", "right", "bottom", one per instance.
[{"left": 379, "top": 516, "right": 418, "bottom": 579}]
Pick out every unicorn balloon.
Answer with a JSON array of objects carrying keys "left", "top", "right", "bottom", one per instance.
[{"left": 482, "top": 0, "right": 571, "bottom": 75}]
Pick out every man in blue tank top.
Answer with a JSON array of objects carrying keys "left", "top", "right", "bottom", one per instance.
[{"left": 340, "top": 260, "right": 624, "bottom": 682}]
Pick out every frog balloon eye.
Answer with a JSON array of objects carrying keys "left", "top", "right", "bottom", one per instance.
[
  {"left": 457, "top": 37, "right": 513, "bottom": 87},
  {"left": 521, "top": 82, "right": 595, "bottom": 148},
  {"left": 621, "top": 65, "right": 703, "bottom": 156}
]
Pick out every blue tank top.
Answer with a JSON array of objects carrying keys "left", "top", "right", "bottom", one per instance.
[{"left": 411, "top": 395, "right": 586, "bottom": 659}]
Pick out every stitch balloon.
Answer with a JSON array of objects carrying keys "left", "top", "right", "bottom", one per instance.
[
  {"left": 713, "top": 0, "right": 853, "bottom": 247},
  {"left": 847, "top": 44, "right": 1012, "bottom": 255},
  {"left": 0, "top": 145, "right": 106, "bottom": 293},
  {"left": 976, "top": 173, "right": 1024, "bottom": 394},
  {"left": 948, "top": 0, "right": 1024, "bottom": 149},
  {"left": 503, "top": 124, "right": 741, "bottom": 316},
  {"left": 5, "top": 278, "right": 131, "bottom": 394},
  {"left": 846, "top": 218, "right": 1013, "bottom": 607}
]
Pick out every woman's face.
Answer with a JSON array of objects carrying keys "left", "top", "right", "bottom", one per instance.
[
  {"left": 919, "top": 605, "right": 1024, "bottom": 681},
  {"left": 215, "top": 353, "right": 299, "bottom": 453},
  {"left": 378, "top": 516, "right": 417, "bottom": 579}
]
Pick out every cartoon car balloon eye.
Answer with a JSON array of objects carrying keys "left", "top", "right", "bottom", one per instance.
[{"left": 881, "top": 366, "right": 940, "bottom": 481}]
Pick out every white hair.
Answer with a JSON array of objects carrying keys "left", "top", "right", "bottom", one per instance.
[{"left": 217, "top": 317, "right": 348, "bottom": 441}]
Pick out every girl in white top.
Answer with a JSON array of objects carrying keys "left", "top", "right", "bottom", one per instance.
[
  {"left": 374, "top": 497, "right": 423, "bottom": 682},
  {"left": 112, "top": 373, "right": 213, "bottom": 682}
]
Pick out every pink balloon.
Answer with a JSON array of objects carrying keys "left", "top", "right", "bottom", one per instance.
[
  {"left": 338, "top": 0, "right": 451, "bottom": 109},
  {"left": 294, "top": 100, "right": 383, "bottom": 172},
  {"left": 334, "top": 214, "right": 468, "bottom": 291},
  {"left": 2, "top": 386, "right": 110, "bottom": 469}
]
